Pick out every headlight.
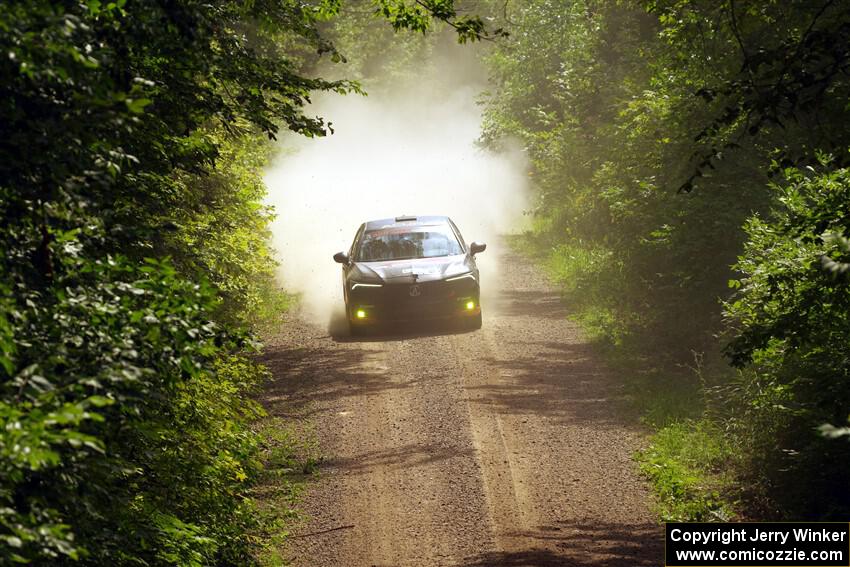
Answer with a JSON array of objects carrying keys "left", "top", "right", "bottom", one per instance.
[
  {"left": 351, "top": 282, "right": 383, "bottom": 291},
  {"left": 445, "top": 272, "right": 476, "bottom": 282}
]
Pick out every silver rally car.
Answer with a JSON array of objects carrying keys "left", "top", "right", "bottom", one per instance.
[{"left": 333, "top": 215, "right": 486, "bottom": 334}]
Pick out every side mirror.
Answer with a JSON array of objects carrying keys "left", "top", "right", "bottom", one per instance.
[
  {"left": 470, "top": 242, "right": 487, "bottom": 255},
  {"left": 333, "top": 252, "right": 350, "bottom": 264}
]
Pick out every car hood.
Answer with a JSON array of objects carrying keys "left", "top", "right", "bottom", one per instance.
[{"left": 351, "top": 255, "right": 472, "bottom": 284}]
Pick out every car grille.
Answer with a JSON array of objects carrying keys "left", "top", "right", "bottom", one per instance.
[
  {"left": 385, "top": 279, "right": 448, "bottom": 299},
  {"left": 350, "top": 278, "right": 477, "bottom": 321}
]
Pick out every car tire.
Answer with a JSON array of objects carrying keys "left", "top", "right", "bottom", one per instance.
[{"left": 467, "top": 311, "right": 482, "bottom": 330}]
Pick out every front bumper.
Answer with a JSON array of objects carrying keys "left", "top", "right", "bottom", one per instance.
[{"left": 347, "top": 278, "right": 480, "bottom": 325}]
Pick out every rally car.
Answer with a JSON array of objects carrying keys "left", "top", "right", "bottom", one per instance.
[{"left": 333, "top": 215, "right": 486, "bottom": 334}]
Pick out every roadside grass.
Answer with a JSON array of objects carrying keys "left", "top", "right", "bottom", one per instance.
[
  {"left": 513, "top": 234, "right": 633, "bottom": 346},
  {"left": 251, "top": 415, "right": 322, "bottom": 566},
  {"left": 248, "top": 291, "right": 326, "bottom": 565},
  {"left": 614, "top": 355, "right": 739, "bottom": 522},
  {"left": 252, "top": 287, "right": 295, "bottom": 335},
  {"left": 508, "top": 232, "right": 739, "bottom": 522},
  {"left": 637, "top": 419, "right": 736, "bottom": 522}
]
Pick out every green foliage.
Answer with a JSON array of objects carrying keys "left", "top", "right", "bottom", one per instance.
[
  {"left": 545, "top": 242, "right": 630, "bottom": 345},
  {"left": 483, "top": 0, "right": 766, "bottom": 361},
  {"left": 648, "top": 0, "right": 850, "bottom": 188},
  {"left": 375, "top": 0, "right": 506, "bottom": 42},
  {"left": 638, "top": 420, "right": 735, "bottom": 522},
  {"left": 485, "top": 0, "right": 850, "bottom": 520},
  {"left": 327, "top": 0, "right": 437, "bottom": 87},
  {"left": 722, "top": 162, "right": 850, "bottom": 518},
  {"left": 0, "top": 248, "right": 270, "bottom": 563},
  {"left": 165, "top": 125, "right": 285, "bottom": 327},
  {"left": 0, "top": 0, "right": 337, "bottom": 563}
]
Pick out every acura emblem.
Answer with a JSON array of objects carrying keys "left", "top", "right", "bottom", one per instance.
[{"left": 409, "top": 285, "right": 421, "bottom": 297}]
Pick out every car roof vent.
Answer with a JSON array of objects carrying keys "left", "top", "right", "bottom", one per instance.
[{"left": 394, "top": 215, "right": 417, "bottom": 222}]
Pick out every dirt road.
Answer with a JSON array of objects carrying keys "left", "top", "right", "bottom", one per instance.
[{"left": 260, "top": 246, "right": 663, "bottom": 566}]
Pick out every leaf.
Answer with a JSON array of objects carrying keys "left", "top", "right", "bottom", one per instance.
[
  {"left": 125, "top": 98, "right": 152, "bottom": 114},
  {"left": 818, "top": 423, "right": 850, "bottom": 439}
]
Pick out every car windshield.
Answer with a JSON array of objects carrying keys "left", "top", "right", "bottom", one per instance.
[{"left": 356, "top": 225, "right": 463, "bottom": 261}]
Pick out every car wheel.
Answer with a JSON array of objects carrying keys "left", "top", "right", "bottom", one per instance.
[{"left": 467, "top": 311, "right": 482, "bottom": 330}]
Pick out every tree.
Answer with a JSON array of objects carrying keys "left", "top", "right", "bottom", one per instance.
[{"left": 0, "top": 0, "right": 501, "bottom": 563}]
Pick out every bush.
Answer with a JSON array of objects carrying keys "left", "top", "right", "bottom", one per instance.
[
  {"left": 723, "top": 159, "right": 850, "bottom": 518},
  {"left": 0, "top": 244, "right": 269, "bottom": 564}
]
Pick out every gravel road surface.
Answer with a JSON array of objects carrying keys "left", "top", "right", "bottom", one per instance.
[{"left": 260, "top": 246, "right": 663, "bottom": 566}]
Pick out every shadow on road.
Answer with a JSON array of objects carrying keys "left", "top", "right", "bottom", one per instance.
[
  {"left": 322, "top": 442, "right": 476, "bottom": 475},
  {"left": 258, "top": 344, "right": 401, "bottom": 418},
  {"left": 331, "top": 320, "right": 479, "bottom": 343},
  {"left": 262, "top": 248, "right": 665, "bottom": 565},
  {"left": 463, "top": 338, "right": 641, "bottom": 428},
  {"left": 462, "top": 519, "right": 663, "bottom": 566}
]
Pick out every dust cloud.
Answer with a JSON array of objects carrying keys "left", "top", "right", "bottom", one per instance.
[{"left": 263, "top": 49, "right": 529, "bottom": 331}]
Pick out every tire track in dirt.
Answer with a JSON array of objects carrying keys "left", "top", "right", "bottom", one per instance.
[{"left": 259, "top": 244, "right": 663, "bottom": 566}]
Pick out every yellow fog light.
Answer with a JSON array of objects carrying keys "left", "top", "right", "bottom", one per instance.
[
  {"left": 356, "top": 309, "right": 366, "bottom": 319},
  {"left": 465, "top": 301, "right": 475, "bottom": 310}
]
